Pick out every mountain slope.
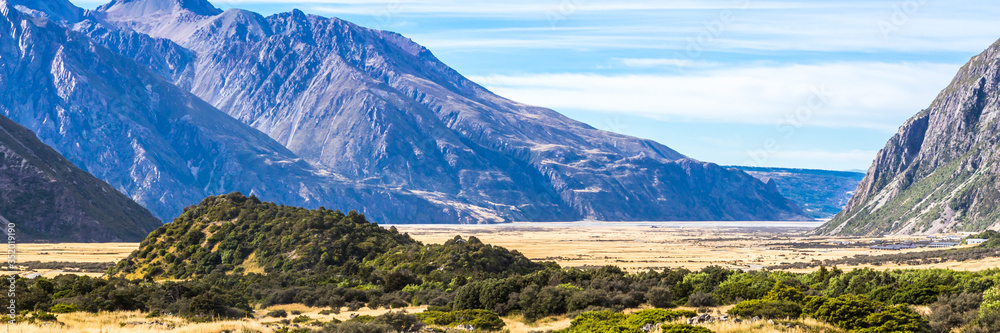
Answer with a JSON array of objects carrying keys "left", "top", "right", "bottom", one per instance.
[
  {"left": 82, "top": 0, "right": 806, "bottom": 222},
  {"left": 0, "top": 1, "right": 489, "bottom": 224},
  {"left": 735, "top": 167, "right": 865, "bottom": 219},
  {"left": 0, "top": 113, "right": 160, "bottom": 242},
  {"left": 817, "top": 39, "right": 1000, "bottom": 236}
]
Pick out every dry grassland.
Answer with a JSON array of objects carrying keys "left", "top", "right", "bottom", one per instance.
[
  {"left": 391, "top": 222, "right": 980, "bottom": 272},
  {"left": 4, "top": 223, "right": 991, "bottom": 278}
]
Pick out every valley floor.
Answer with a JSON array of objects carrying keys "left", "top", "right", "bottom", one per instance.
[
  {"left": 390, "top": 222, "right": 990, "bottom": 273},
  {"left": 4, "top": 223, "right": 994, "bottom": 279}
]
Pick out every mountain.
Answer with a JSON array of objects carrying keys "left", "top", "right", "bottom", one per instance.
[
  {"left": 87, "top": 0, "right": 804, "bottom": 222},
  {"left": 0, "top": 113, "right": 160, "bottom": 242},
  {"left": 0, "top": 1, "right": 492, "bottom": 224},
  {"left": 734, "top": 167, "right": 865, "bottom": 219},
  {"left": 3, "top": 0, "right": 807, "bottom": 223},
  {"left": 817, "top": 39, "right": 1000, "bottom": 236}
]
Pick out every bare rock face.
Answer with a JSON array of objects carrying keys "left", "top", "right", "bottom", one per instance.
[
  {"left": 0, "top": 1, "right": 486, "bottom": 224},
  {"left": 0, "top": 113, "right": 160, "bottom": 242},
  {"left": 818, "top": 39, "right": 1000, "bottom": 236},
  {"left": 2, "top": 0, "right": 807, "bottom": 224}
]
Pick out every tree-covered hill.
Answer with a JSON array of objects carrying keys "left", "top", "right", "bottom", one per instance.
[{"left": 109, "top": 192, "right": 545, "bottom": 281}]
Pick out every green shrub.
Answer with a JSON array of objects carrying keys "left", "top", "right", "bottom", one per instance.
[
  {"left": 559, "top": 311, "right": 636, "bottom": 333},
  {"left": 624, "top": 309, "right": 697, "bottom": 328},
  {"left": 558, "top": 309, "right": 700, "bottom": 333},
  {"left": 928, "top": 293, "right": 981, "bottom": 333},
  {"left": 661, "top": 323, "right": 714, "bottom": 333},
  {"left": 982, "top": 284, "right": 1000, "bottom": 314},
  {"left": 292, "top": 315, "right": 312, "bottom": 323},
  {"left": 266, "top": 309, "right": 288, "bottom": 318},
  {"left": 855, "top": 305, "right": 930, "bottom": 333},
  {"left": 49, "top": 303, "right": 78, "bottom": 313},
  {"left": 417, "top": 309, "right": 504, "bottom": 331},
  {"left": 728, "top": 299, "right": 802, "bottom": 319},
  {"left": 31, "top": 312, "right": 57, "bottom": 322},
  {"left": 686, "top": 291, "right": 717, "bottom": 307},
  {"left": 646, "top": 287, "right": 674, "bottom": 308},
  {"left": 810, "top": 294, "right": 883, "bottom": 330},
  {"left": 764, "top": 281, "right": 804, "bottom": 303},
  {"left": 713, "top": 273, "right": 776, "bottom": 303}
]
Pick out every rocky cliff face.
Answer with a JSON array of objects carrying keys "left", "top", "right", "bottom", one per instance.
[
  {"left": 818, "top": 39, "right": 1000, "bottom": 236},
  {"left": 91, "top": 0, "right": 804, "bottom": 222},
  {"left": 2, "top": 0, "right": 807, "bottom": 224},
  {"left": 0, "top": 113, "right": 160, "bottom": 242},
  {"left": 0, "top": 1, "right": 491, "bottom": 224}
]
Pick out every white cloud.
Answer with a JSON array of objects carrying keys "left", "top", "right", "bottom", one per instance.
[
  {"left": 747, "top": 149, "right": 879, "bottom": 170},
  {"left": 618, "top": 58, "right": 721, "bottom": 68},
  {"left": 469, "top": 62, "right": 960, "bottom": 131}
]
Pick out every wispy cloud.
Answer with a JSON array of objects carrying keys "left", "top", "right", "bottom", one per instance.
[
  {"left": 470, "top": 62, "right": 960, "bottom": 131},
  {"left": 617, "top": 58, "right": 721, "bottom": 68},
  {"left": 756, "top": 149, "right": 880, "bottom": 170}
]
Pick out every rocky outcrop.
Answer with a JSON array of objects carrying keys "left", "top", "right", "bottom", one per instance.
[{"left": 818, "top": 39, "right": 1000, "bottom": 235}]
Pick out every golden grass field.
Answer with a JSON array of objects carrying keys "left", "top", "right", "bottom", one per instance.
[
  {"left": 2, "top": 222, "right": 993, "bottom": 332},
  {"left": 390, "top": 222, "right": 991, "bottom": 273}
]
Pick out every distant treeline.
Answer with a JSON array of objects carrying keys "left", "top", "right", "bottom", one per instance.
[{"left": 770, "top": 231, "right": 1000, "bottom": 270}]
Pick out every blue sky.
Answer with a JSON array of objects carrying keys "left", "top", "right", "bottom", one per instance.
[{"left": 72, "top": 0, "right": 1000, "bottom": 171}]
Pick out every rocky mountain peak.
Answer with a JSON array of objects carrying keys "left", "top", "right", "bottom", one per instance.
[
  {"left": 6, "top": 0, "right": 81, "bottom": 24},
  {"left": 99, "top": 0, "right": 222, "bottom": 17}
]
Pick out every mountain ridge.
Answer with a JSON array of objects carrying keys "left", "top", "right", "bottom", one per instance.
[
  {"left": 93, "top": 0, "right": 807, "bottom": 222},
  {"left": 3, "top": 0, "right": 809, "bottom": 223},
  {"left": 0, "top": 1, "right": 501, "bottom": 225},
  {"left": 817, "top": 38, "right": 1000, "bottom": 235},
  {"left": 0, "top": 112, "right": 160, "bottom": 242},
  {"left": 733, "top": 166, "right": 865, "bottom": 219}
]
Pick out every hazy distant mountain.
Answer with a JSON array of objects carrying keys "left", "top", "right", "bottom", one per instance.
[
  {"left": 818, "top": 39, "right": 1000, "bottom": 236},
  {"left": 3, "top": 0, "right": 808, "bottom": 223},
  {"left": 0, "top": 113, "right": 159, "bottom": 242},
  {"left": 734, "top": 167, "right": 865, "bottom": 219}
]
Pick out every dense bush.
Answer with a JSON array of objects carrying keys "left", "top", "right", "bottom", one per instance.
[
  {"left": 685, "top": 291, "right": 717, "bottom": 307},
  {"left": 558, "top": 309, "right": 698, "bottom": 333},
  {"left": 660, "top": 323, "right": 714, "bottom": 333},
  {"left": 809, "top": 294, "right": 883, "bottom": 330},
  {"left": 416, "top": 309, "right": 504, "bottom": 331},
  {"left": 49, "top": 303, "right": 78, "bottom": 313},
  {"left": 713, "top": 272, "right": 776, "bottom": 303},
  {"left": 623, "top": 309, "right": 697, "bottom": 328},
  {"left": 929, "top": 292, "right": 981, "bottom": 333},
  {"left": 728, "top": 299, "right": 802, "bottom": 319},
  {"left": 764, "top": 281, "right": 804, "bottom": 303},
  {"left": 855, "top": 305, "right": 930, "bottom": 333},
  {"left": 267, "top": 309, "right": 289, "bottom": 318},
  {"left": 645, "top": 287, "right": 674, "bottom": 308}
]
